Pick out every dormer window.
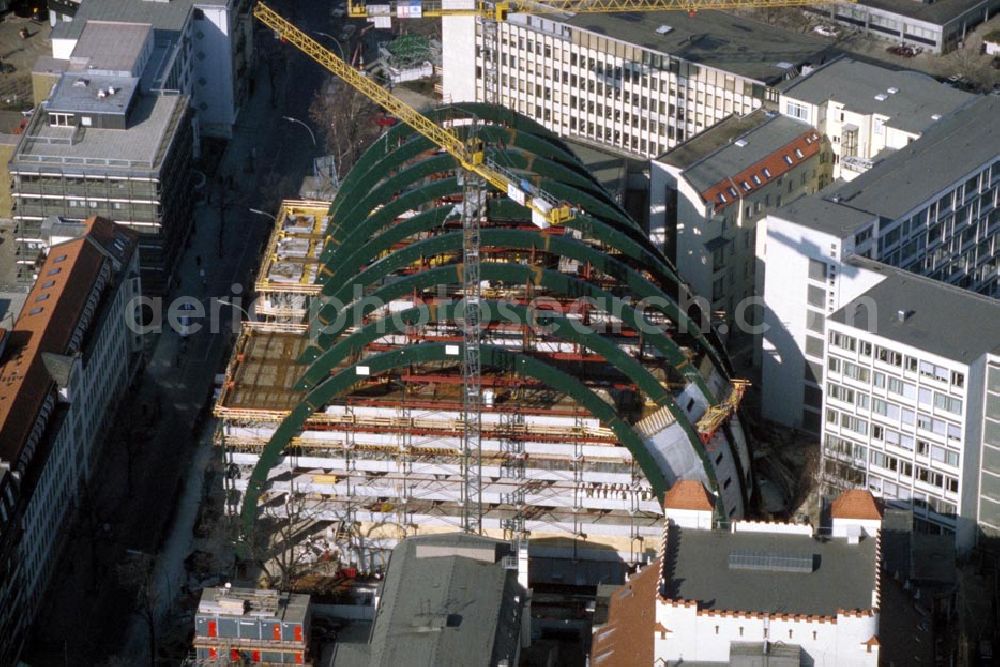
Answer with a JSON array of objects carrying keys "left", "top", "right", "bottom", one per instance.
[
  {"left": 783, "top": 155, "right": 794, "bottom": 165},
  {"left": 795, "top": 148, "right": 805, "bottom": 159},
  {"left": 728, "top": 187, "right": 738, "bottom": 198},
  {"left": 752, "top": 175, "right": 762, "bottom": 185},
  {"left": 762, "top": 168, "right": 772, "bottom": 179}
]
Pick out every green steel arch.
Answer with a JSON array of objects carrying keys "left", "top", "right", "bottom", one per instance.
[
  {"left": 292, "top": 301, "right": 718, "bottom": 498},
  {"left": 239, "top": 343, "right": 694, "bottom": 542},
  {"left": 302, "top": 261, "right": 714, "bottom": 401},
  {"left": 319, "top": 226, "right": 727, "bottom": 378}
]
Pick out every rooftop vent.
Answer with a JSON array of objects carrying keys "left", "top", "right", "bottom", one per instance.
[
  {"left": 72, "top": 79, "right": 89, "bottom": 88},
  {"left": 874, "top": 93, "right": 888, "bottom": 101},
  {"left": 107, "top": 86, "right": 116, "bottom": 96},
  {"left": 776, "top": 62, "right": 794, "bottom": 70},
  {"left": 931, "top": 113, "right": 942, "bottom": 121},
  {"left": 734, "top": 138, "right": 748, "bottom": 147},
  {"left": 887, "top": 87, "right": 899, "bottom": 94},
  {"left": 897, "top": 309, "right": 913, "bottom": 322},
  {"left": 97, "top": 88, "right": 106, "bottom": 99},
  {"left": 655, "top": 24, "right": 673, "bottom": 34}
]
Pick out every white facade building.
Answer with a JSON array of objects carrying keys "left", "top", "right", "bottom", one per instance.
[
  {"left": 443, "top": 6, "right": 832, "bottom": 157},
  {"left": 0, "top": 217, "right": 142, "bottom": 666},
  {"left": 777, "top": 57, "right": 972, "bottom": 181},
  {"left": 821, "top": 270, "right": 1000, "bottom": 551},
  {"left": 591, "top": 482, "right": 883, "bottom": 667},
  {"left": 650, "top": 110, "right": 831, "bottom": 350},
  {"left": 761, "top": 94, "right": 1000, "bottom": 432},
  {"left": 46, "top": 0, "right": 253, "bottom": 138}
]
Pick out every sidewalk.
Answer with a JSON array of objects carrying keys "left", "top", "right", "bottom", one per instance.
[{"left": 23, "top": 14, "right": 327, "bottom": 662}]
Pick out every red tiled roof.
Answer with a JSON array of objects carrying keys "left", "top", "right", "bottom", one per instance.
[
  {"left": 830, "top": 489, "right": 883, "bottom": 521},
  {"left": 701, "top": 130, "right": 822, "bottom": 211},
  {"left": 663, "top": 480, "right": 715, "bottom": 511},
  {"left": 591, "top": 558, "right": 659, "bottom": 667},
  {"left": 0, "top": 218, "right": 111, "bottom": 464}
]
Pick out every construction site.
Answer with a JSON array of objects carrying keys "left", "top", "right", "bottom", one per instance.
[{"left": 210, "top": 4, "right": 754, "bottom": 578}]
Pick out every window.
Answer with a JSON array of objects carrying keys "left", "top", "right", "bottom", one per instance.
[
  {"left": 805, "top": 335, "right": 824, "bottom": 358},
  {"left": 49, "top": 113, "right": 72, "bottom": 127},
  {"left": 807, "top": 285, "right": 825, "bottom": 307},
  {"left": 951, "top": 371, "right": 964, "bottom": 388},
  {"left": 785, "top": 100, "right": 809, "bottom": 121},
  {"left": 81, "top": 116, "right": 92, "bottom": 127},
  {"left": 808, "top": 259, "right": 827, "bottom": 281},
  {"left": 807, "top": 310, "right": 825, "bottom": 334}
]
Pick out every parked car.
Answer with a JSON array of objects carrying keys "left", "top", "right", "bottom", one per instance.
[
  {"left": 812, "top": 24, "right": 839, "bottom": 38},
  {"left": 887, "top": 44, "right": 920, "bottom": 57}
]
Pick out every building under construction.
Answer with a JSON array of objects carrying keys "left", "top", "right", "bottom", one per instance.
[{"left": 215, "top": 104, "right": 752, "bottom": 568}]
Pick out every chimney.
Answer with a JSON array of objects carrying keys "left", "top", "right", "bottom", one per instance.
[{"left": 897, "top": 309, "right": 912, "bottom": 322}]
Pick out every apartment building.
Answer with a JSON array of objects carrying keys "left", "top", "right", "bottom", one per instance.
[
  {"left": 650, "top": 110, "right": 831, "bottom": 350},
  {"left": 443, "top": 7, "right": 832, "bottom": 157},
  {"left": 761, "top": 94, "right": 999, "bottom": 431},
  {"left": 11, "top": 21, "right": 194, "bottom": 293},
  {"left": 591, "top": 481, "right": 882, "bottom": 666},
  {"left": 47, "top": 0, "right": 253, "bottom": 139},
  {"left": 814, "top": 0, "right": 1000, "bottom": 54},
  {"left": 0, "top": 217, "right": 141, "bottom": 667},
  {"left": 820, "top": 269, "right": 1000, "bottom": 551},
  {"left": 778, "top": 57, "right": 972, "bottom": 181}
]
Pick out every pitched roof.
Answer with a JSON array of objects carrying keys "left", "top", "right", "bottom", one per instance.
[
  {"left": 0, "top": 217, "right": 120, "bottom": 465},
  {"left": 830, "top": 489, "right": 883, "bottom": 521},
  {"left": 663, "top": 480, "right": 715, "bottom": 511},
  {"left": 590, "top": 558, "right": 658, "bottom": 667}
]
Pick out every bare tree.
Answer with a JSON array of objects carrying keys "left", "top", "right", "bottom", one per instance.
[
  {"left": 117, "top": 552, "right": 159, "bottom": 667},
  {"left": 242, "top": 493, "right": 324, "bottom": 591},
  {"left": 309, "top": 81, "right": 384, "bottom": 176}
]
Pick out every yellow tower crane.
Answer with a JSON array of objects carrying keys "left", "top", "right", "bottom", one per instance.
[
  {"left": 254, "top": 2, "right": 574, "bottom": 228},
  {"left": 347, "top": 0, "right": 853, "bottom": 22}
]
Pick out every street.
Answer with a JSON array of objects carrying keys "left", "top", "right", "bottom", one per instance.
[{"left": 21, "top": 0, "right": 332, "bottom": 663}]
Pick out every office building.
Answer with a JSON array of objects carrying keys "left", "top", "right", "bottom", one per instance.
[
  {"left": 11, "top": 21, "right": 194, "bottom": 293},
  {"left": 591, "top": 481, "right": 883, "bottom": 666},
  {"left": 777, "top": 57, "right": 972, "bottom": 181},
  {"left": 815, "top": 0, "right": 1000, "bottom": 54},
  {"left": 0, "top": 217, "right": 142, "bottom": 667},
  {"left": 331, "top": 534, "right": 529, "bottom": 666},
  {"left": 216, "top": 106, "right": 752, "bottom": 572},
  {"left": 443, "top": 7, "right": 832, "bottom": 157},
  {"left": 761, "top": 94, "right": 999, "bottom": 432},
  {"left": 47, "top": 0, "right": 253, "bottom": 139},
  {"left": 193, "top": 587, "right": 311, "bottom": 665},
  {"left": 650, "top": 110, "right": 831, "bottom": 349},
  {"left": 820, "top": 268, "right": 1000, "bottom": 551}
]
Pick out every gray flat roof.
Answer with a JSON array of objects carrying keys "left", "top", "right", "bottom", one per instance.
[
  {"left": 664, "top": 525, "right": 877, "bottom": 615},
  {"left": 47, "top": 73, "right": 139, "bottom": 116},
  {"left": 11, "top": 93, "right": 184, "bottom": 172},
  {"left": 552, "top": 11, "right": 833, "bottom": 83},
  {"left": 831, "top": 95, "right": 1000, "bottom": 221},
  {"left": 71, "top": 21, "right": 151, "bottom": 75},
  {"left": 667, "top": 112, "right": 813, "bottom": 193},
  {"left": 51, "top": 0, "right": 228, "bottom": 40},
  {"left": 830, "top": 261, "right": 1000, "bottom": 364},
  {"left": 858, "top": 0, "right": 996, "bottom": 26},
  {"left": 659, "top": 110, "right": 769, "bottom": 166},
  {"left": 769, "top": 187, "right": 877, "bottom": 237},
  {"left": 362, "top": 534, "right": 522, "bottom": 667},
  {"left": 779, "top": 57, "right": 973, "bottom": 135}
]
